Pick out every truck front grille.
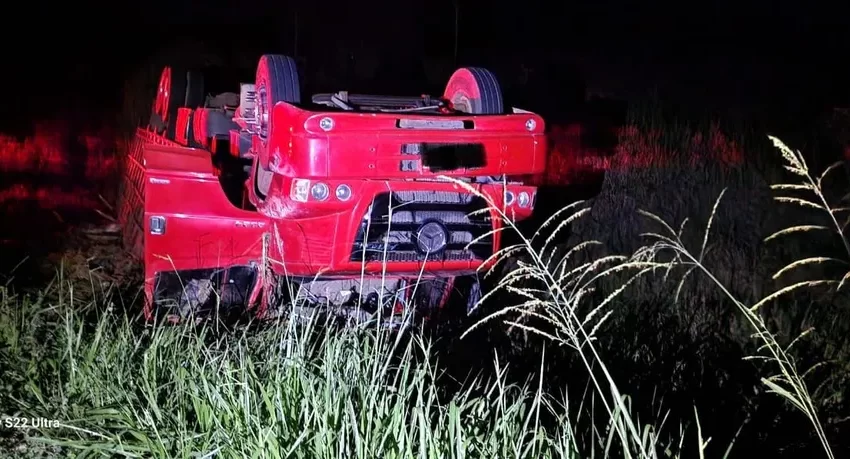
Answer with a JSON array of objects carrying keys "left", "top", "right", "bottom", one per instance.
[{"left": 350, "top": 191, "right": 493, "bottom": 263}]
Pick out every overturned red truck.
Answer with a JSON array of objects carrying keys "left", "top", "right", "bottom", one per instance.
[{"left": 118, "top": 54, "right": 547, "bottom": 323}]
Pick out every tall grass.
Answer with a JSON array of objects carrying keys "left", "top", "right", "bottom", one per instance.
[
  {"left": 454, "top": 131, "right": 848, "bottom": 457},
  {"left": 1, "top": 275, "right": 594, "bottom": 458}
]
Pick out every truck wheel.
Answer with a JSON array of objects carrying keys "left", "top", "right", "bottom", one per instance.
[
  {"left": 443, "top": 67, "right": 504, "bottom": 114},
  {"left": 149, "top": 66, "right": 205, "bottom": 140},
  {"left": 255, "top": 54, "right": 301, "bottom": 142}
]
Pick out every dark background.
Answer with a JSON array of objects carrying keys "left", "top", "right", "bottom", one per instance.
[{"left": 3, "top": 1, "right": 850, "bottom": 128}]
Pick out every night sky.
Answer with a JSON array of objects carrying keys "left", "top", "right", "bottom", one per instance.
[{"left": 3, "top": 1, "right": 850, "bottom": 124}]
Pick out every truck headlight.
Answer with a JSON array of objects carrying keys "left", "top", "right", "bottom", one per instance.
[
  {"left": 311, "top": 182, "right": 329, "bottom": 201},
  {"left": 517, "top": 191, "right": 530, "bottom": 208},
  {"left": 504, "top": 190, "right": 515, "bottom": 206},
  {"left": 335, "top": 184, "right": 352, "bottom": 201}
]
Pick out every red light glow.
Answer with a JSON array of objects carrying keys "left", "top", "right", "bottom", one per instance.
[
  {"left": 0, "top": 120, "right": 118, "bottom": 179},
  {"left": 529, "top": 122, "right": 745, "bottom": 187}
]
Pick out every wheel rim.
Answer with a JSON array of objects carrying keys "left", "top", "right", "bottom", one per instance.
[
  {"left": 451, "top": 93, "right": 473, "bottom": 113},
  {"left": 256, "top": 83, "right": 270, "bottom": 139}
]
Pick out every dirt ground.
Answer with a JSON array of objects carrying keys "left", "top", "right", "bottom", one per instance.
[{"left": 0, "top": 183, "right": 140, "bottom": 300}]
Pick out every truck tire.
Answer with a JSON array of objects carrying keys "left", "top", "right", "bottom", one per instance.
[
  {"left": 255, "top": 54, "right": 301, "bottom": 142},
  {"left": 149, "top": 66, "right": 205, "bottom": 140},
  {"left": 443, "top": 67, "right": 504, "bottom": 114},
  {"left": 254, "top": 54, "right": 301, "bottom": 197}
]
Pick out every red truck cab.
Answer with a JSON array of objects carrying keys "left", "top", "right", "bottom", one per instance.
[{"left": 119, "top": 55, "right": 547, "bottom": 324}]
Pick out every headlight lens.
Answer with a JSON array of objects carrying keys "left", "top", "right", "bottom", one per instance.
[
  {"left": 504, "top": 190, "right": 515, "bottom": 206},
  {"left": 517, "top": 191, "right": 530, "bottom": 208},
  {"left": 335, "top": 184, "right": 352, "bottom": 201},
  {"left": 310, "top": 182, "right": 329, "bottom": 201}
]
